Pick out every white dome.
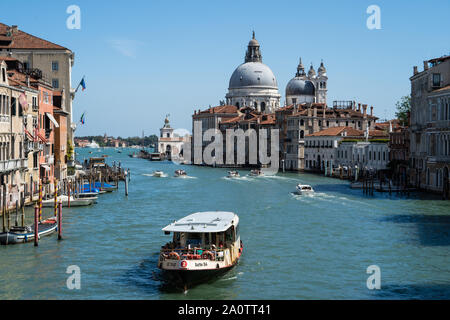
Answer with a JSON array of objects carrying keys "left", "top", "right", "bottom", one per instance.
[{"left": 229, "top": 62, "right": 278, "bottom": 89}]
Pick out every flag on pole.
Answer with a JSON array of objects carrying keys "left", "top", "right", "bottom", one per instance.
[
  {"left": 80, "top": 78, "right": 86, "bottom": 91},
  {"left": 80, "top": 112, "right": 86, "bottom": 125}
]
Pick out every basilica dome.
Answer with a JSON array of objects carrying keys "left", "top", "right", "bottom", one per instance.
[
  {"left": 229, "top": 62, "right": 278, "bottom": 89},
  {"left": 285, "top": 78, "right": 315, "bottom": 96}
]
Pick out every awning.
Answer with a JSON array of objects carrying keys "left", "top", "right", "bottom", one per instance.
[
  {"left": 40, "top": 164, "right": 51, "bottom": 171},
  {"left": 45, "top": 112, "right": 59, "bottom": 128},
  {"left": 37, "top": 132, "right": 48, "bottom": 144},
  {"left": 24, "top": 129, "right": 34, "bottom": 140}
]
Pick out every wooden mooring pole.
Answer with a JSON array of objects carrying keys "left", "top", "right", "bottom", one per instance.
[
  {"left": 34, "top": 205, "right": 39, "bottom": 247},
  {"left": 125, "top": 170, "right": 129, "bottom": 197},
  {"left": 54, "top": 180, "right": 58, "bottom": 217},
  {"left": 58, "top": 200, "right": 62, "bottom": 240}
]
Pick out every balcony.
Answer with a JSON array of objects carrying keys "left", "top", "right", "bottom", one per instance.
[{"left": 0, "top": 159, "right": 27, "bottom": 172}]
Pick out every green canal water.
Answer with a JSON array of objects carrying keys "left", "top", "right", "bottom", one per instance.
[{"left": 1, "top": 147, "right": 450, "bottom": 299}]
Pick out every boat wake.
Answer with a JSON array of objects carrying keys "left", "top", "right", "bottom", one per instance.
[{"left": 142, "top": 173, "right": 168, "bottom": 178}]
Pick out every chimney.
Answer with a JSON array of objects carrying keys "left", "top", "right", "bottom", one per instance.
[
  {"left": 423, "top": 61, "right": 429, "bottom": 71},
  {"left": 26, "top": 75, "right": 30, "bottom": 87},
  {"left": 362, "top": 104, "right": 367, "bottom": 118},
  {"left": 352, "top": 101, "right": 356, "bottom": 111},
  {"left": 413, "top": 66, "right": 418, "bottom": 75},
  {"left": 357, "top": 103, "right": 361, "bottom": 112},
  {"left": 11, "top": 25, "right": 18, "bottom": 34},
  {"left": 370, "top": 106, "right": 373, "bottom": 116}
]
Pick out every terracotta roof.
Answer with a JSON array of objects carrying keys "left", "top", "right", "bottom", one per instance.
[
  {"left": 0, "top": 23, "right": 69, "bottom": 50},
  {"left": 369, "top": 129, "right": 389, "bottom": 137},
  {"left": 306, "top": 126, "right": 363, "bottom": 137},
  {"left": 197, "top": 105, "right": 238, "bottom": 115}
]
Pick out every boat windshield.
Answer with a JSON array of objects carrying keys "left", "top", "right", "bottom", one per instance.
[{"left": 161, "top": 227, "right": 238, "bottom": 259}]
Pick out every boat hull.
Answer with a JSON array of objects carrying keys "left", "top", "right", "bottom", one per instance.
[
  {"left": 162, "top": 264, "right": 236, "bottom": 289},
  {"left": 42, "top": 199, "right": 93, "bottom": 207},
  {"left": 0, "top": 220, "right": 57, "bottom": 245}
]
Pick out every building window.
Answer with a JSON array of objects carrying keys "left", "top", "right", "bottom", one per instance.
[
  {"left": 52, "top": 79, "right": 59, "bottom": 89},
  {"left": 432, "top": 73, "right": 441, "bottom": 87},
  {"left": 52, "top": 61, "right": 59, "bottom": 71}
]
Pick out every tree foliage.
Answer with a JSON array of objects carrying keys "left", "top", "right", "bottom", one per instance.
[{"left": 395, "top": 95, "right": 411, "bottom": 126}]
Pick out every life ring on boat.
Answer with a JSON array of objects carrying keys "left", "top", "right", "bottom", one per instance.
[
  {"left": 201, "top": 251, "right": 215, "bottom": 260},
  {"left": 168, "top": 251, "right": 180, "bottom": 260}
]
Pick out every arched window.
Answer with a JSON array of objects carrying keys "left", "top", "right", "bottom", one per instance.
[
  {"left": 254, "top": 102, "right": 258, "bottom": 109},
  {"left": 300, "top": 119, "right": 304, "bottom": 126},
  {"left": 261, "top": 102, "right": 266, "bottom": 112},
  {"left": 300, "top": 130, "right": 304, "bottom": 139}
]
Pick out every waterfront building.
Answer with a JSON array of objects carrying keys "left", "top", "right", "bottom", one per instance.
[
  {"left": 158, "top": 116, "right": 191, "bottom": 161},
  {"left": 225, "top": 32, "right": 281, "bottom": 113},
  {"left": 303, "top": 126, "right": 389, "bottom": 173},
  {"left": 0, "top": 58, "right": 32, "bottom": 208},
  {"left": 52, "top": 92, "right": 68, "bottom": 181},
  {"left": 409, "top": 55, "right": 450, "bottom": 195},
  {"left": 389, "top": 120, "right": 410, "bottom": 183},
  {"left": 0, "top": 23, "right": 76, "bottom": 142},
  {"left": 283, "top": 101, "right": 378, "bottom": 171}
]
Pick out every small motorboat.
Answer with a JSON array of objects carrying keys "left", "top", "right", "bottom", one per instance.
[
  {"left": 153, "top": 171, "right": 164, "bottom": 177},
  {"left": 0, "top": 218, "right": 57, "bottom": 245},
  {"left": 227, "top": 171, "right": 240, "bottom": 178},
  {"left": 77, "top": 191, "right": 99, "bottom": 199},
  {"left": 42, "top": 195, "right": 94, "bottom": 207},
  {"left": 158, "top": 211, "right": 243, "bottom": 291},
  {"left": 174, "top": 169, "right": 187, "bottom": 177},
  {"left": 296, "top": 184, "right": 315, "bottom": 195},
  {"left": 249, "top": 169, "right": 264, "bottom": 177}
]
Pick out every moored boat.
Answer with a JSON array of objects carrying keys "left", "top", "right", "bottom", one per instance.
[
  {"left": 42, "top": 195, "right": 94, "bottom": 207},
  {"left": 296, "top": 184, "right": 314, "bottom": 195},
  {"left": 158, "top": 211, "right": 243, "bottom": 290},
  {"left": 0, "top": 218, "right": 57, "bottom": 245}
]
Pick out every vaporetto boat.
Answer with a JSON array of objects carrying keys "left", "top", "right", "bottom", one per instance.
[{"left": 158, "top": 211, "right": 243, "bottom": 290}]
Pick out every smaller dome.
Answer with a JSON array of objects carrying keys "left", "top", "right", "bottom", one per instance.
[
  {"left": 318, "top": 61, "right": 326, "bottom": 75},
  {"left": 308, "top": 65, "right": 316, "bottom": 78},
  {"left": 286, "top": 78, "right": 315, "bottom": 96},
  {"left": 248, "top": 38, "right": 259, "bottom": 46}
]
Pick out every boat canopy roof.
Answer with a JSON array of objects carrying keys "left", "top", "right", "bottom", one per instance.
[{"left": 162, "top": 211, "right": 239, "bottom": 233}]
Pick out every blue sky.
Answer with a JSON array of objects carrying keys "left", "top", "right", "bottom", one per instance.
[{"left": 2, "top": 0, "right": 449, "bottom": 137}]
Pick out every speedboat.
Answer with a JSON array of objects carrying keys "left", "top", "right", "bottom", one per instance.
[
  {"left": 153, "top": 170, "right": 164, "bottom": 177},
  {"left": 42, "top": 195, "right": 94, "bottom": 207},
  {"left": 249, "top": 169, "right": 264, "bottom": 177},
  {"left": 227, "top": 171, "right": 240, "bottom": 178},
  {"left": 158, "top": 211, "right": 243, "bottom": 290},
  {"left": 296, "top": 184, "right": 315, "bottom": 195},
  {"left": 174, "top": 169, "right": 187, "bottom": 177}
]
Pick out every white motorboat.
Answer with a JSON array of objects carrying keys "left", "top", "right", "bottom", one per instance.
[
  {"left": 158, "top": 211, "right": 243, "bottom": 290},
  {"left": 153, "top": 171, "right": 164, "bottom": 177},
  {"left": 296, "top": 184, "right": 315, "bottom": 195},
  {"left": 42, "top": 195, "right": 94, "bottom": 207},
  {"left": 174, "top": 169, "right": 187, "bottom": 177},
  {"left": 249, "top": 169, "right": 264, "bottom": 177},
  {"left": 227, "top": 171, "right": 240, "bottom": 178}
]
